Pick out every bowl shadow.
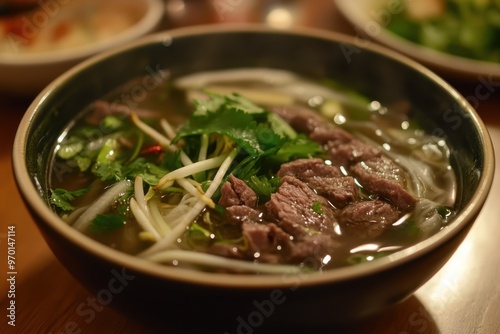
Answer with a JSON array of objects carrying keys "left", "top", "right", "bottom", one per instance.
[
  {"left": 141, "top": 294, "right": 440, "bottom": 334},
  {"left": 6, "top": 255, "right": 439, "bottom": 334}
]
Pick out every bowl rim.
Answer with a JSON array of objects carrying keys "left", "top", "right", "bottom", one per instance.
[
  {"left": 0, "top": 0, "right": 164, "bottom": 65},
  {"left": 12, "top": 24, "right": 495, "bottom": 289}
]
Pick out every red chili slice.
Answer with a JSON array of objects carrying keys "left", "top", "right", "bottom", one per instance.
[{"left": 140, "top": 145, "right": 164, "bottom": 155}]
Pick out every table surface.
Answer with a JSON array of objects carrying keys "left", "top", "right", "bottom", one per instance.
[{"left": 1, "top": 1, "right": 499, "bottom": 333}]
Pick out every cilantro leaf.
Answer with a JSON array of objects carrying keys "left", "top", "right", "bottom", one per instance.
[
  {"left": 90, "top": 213, "right": 126, "bottom": 233},
  {"left": 230, "top": 152, "right": 267, "bottom": 181},
  {"left": 161, "top": 150, "right": 183, "bottom": 173},
  {"left": 123, "top": 157, "right": 169, "bottom": 185},
  {"left": 93, "top": 161, "right": 123, "bottom": 181},
  {"left": 175, "top": 107, "right": 263, "bottom": 155},
  {"left": 174, "top": 93, "right": 279, "bottom": 156},
  {"left": 50, "top": 187, "right": 91, "bottom": 211},
  {"left": 245, "top": 175, "right": 281, "bottom": 203},
  {"left": 255, "top": 123, "right": 283, "bottom": 151},
  {"left": 267, "top": 112, "right": 297, "bottom": 139},
  {"left": 193, "top": 92, "right": 265, "bottom": 117},
  {"left": 273, "top": 135, "right": 324, "bottom": 163},
  {"left": 175, "top": 93, "right": 325, "bottom": 162}
]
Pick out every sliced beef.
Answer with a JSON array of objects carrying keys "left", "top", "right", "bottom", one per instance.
[
  {"left": 271, "top": 105, "right": 415, "bottom": 211},
  {"left": 242, "top": 221, "right": 293, "bottom": 264},
  {"left": 272, "top": 105, "right": 379, "bottom": 168},
  {"left": 338, "top": 200, "right": 401, "bottom": 239},
  {"left": 265, "top": 176, "right": 337, "bottom": 237},
  {"left": 225, "top": 205, "right": 262, "bottom": 225},
  {"left": 207, "top": 243, "right": 244, "bottom": 260},
  {"left": 309, "top": 126, "right": 353, "bottom": 147},
  {"left": 350, "top": 157, "right": 416, "bottom": 211},
  {"left": 208, "top": 217, "right": 339, "bottom": 266},
  {"left": 288, "top": 233, "right": 340, "bottom": 265},
  {"left": 326, "top": 138, "right": 381, "bottom": 168},
  {"left": 277, "top": 158, "right": 342, "bottom": 179},
  {"left": 272, "top": 106, "right": 329, "bottom": 135},
  {"left": 306, "top": 176, "right": 358, "bottom": 209},
  {"left": 209, "top": 109, "right": 420, "bottom": 268},
  {"left": 217, "top": 173, "right": 342, "bottom": 266},
  {"left": 218, "top": 174, "right": 258, "bottom": 208},
  {"left": 86, "top": 101, "right": 158, "bottom": 125},
  {"left": 277, "top": 159, "right": 357, "bottom": 208},
  {"left": 272, "top": 106, "right": 355, "bottom": 147},
  {"left": 86, "top": 101, "right": 122, "bottom": 125}
]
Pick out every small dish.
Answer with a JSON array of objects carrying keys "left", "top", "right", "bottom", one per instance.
[
  {"left": 0, "top": 0, "right": 164, "bottom": 96},
  {"left": 336, "top": 0, "right": 500, "bottom": 80}
]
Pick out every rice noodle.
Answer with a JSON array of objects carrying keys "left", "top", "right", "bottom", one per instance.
[
  {"left": 130, "top": 112, "right": 173, "bottom": 148},
  {"left": 133, "top": 176, "right": 170, "bottom": 237},
  {"left": 161, "top": 195, "right": 198, "bottom": 225},
  {"left": 134, "top": 176, "right": 150, "bottom": 219},
  {"left": 147, "top": 249, "right": 305, "bottom": 274},
  {"left": 202, "top": 86, "right": 295, "bottom": 106},
  {"left": 176, "top": 68, "right": 366, "bottom": 110},
  {"left": 198, "top": 134, "right": 209, "bottom": 162},
  {"left": 147, "top": 197, "right": 171, "bottom": 236},
  {"left": 130, "top": 198, "right": 161, "bottom": 241},
  {"left": 412, "top": 199, "right": 446, "bottom": 236},
  {"left": 160, "top": 118, "right": 177, "bottom": 140},
  {"left": 175, "top": 68, "right": 298, "bottom": 88},
  {"left": 72, "top": 180, "right": 131, "bottom": 231},
  {"left": 176, "top": 178, "right": 215, "bottom": 208},
  {"left": 155, "top": 153, "right": 230, "bottom": 190},
  {"left": 62, "top": 205, "right": 89, "bottom": 224},
  {"left": 139, "top": 148, "right": 239, "bottom": 257},
  {"left": 354, "top": 132, "right": 454, "bottom": 206}
]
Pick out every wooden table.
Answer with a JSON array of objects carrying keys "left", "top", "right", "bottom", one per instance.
[{"left": 1, "top": 1, "right": 499, "bottom": 333}]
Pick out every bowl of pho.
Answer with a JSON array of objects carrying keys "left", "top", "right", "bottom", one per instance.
[{"left": 12, "top": 25, "right": 494, "bottom": 331}]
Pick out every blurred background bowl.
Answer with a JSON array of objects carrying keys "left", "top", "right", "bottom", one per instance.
[
  {"left": 0, "top": 0, "right": 164, "bottom": 96},
  {"left": 336, "top": 0, "right": 500, "bottom": 80},
  {"left": 12, "top": 25, "right": 494, "bottom": 332}
]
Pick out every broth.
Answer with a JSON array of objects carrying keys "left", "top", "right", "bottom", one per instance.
[{"left": 49, "top": 68, "right": 456, "bottom": 274}]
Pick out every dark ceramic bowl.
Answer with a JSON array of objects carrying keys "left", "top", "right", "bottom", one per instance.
[{"left": 13, "top": 25, "right": 494, "bottom": 332}]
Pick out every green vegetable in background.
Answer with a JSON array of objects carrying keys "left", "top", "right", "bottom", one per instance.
[{"left": 386, "top": 0, "right": 500, "bottom": 62}]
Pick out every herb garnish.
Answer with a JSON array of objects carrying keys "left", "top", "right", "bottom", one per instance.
[
  {"left": 312, "top": 201, "right": 324, "bottom": 215},
  {"left": 50, "top": 187, "right": 91, "bottom": 211},
  {"left": 90, "top": 213, "right": 126, "bottom": 233}
]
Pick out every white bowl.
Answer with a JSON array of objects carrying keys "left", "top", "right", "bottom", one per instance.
[{"left": 0, "top": 0, "right": 164, "bottom": 96}]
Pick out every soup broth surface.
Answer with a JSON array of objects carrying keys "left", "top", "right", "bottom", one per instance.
[{"left": 49, "top": 68, "right": 456, "bottom": 273}]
